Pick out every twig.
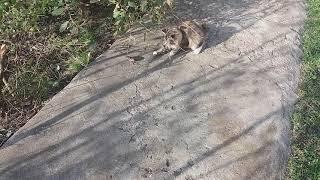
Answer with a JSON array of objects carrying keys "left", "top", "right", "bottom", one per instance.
[
  {"left": 67, "top": 8, "right": 77, "bottom": 28},
  {"left": 0, "top": 40, "right": 14, "bottom": 46},
  {"left": 0, "top": 44, "right": 14, "bottom": 96},
  {"left": 139, "top": 22, "right": 154, "bottom": 34},
  {"left": 0, "top": 44, "right": 7, "bottom": 78},
  {"left": 2, "top": 77, "right": 14, "bottom": 96}
]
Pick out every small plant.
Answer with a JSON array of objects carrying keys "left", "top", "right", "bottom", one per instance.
[
  {"left": 109, "top": 0, "right": 169, "bottom": 33},
  {"left": 0, "top": 0, "right": 170, "bottom": 133},
  {"left": 67, "top": 52, "right": 91, "bottom": 74}
]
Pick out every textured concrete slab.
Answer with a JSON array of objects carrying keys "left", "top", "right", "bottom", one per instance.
[{"left": 0, "top": 0, "right": 305, "bottom": 179}]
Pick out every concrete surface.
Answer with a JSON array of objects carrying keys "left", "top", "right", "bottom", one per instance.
[{"left": 0, "top": 0, "right": 305, "bottom": 179}]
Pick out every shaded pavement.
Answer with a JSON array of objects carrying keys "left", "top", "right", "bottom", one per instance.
[{"left": 0, "top": 0, "right": 305, "bottom": 179}]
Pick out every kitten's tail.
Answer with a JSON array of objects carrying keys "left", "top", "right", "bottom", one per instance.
[{"left": 193, "top": 23, "right": 209, "bottom": 54}]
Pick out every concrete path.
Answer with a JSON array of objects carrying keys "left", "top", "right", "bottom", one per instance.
[{"left": 0, "top": 0, "right": 305, "bottom": 179}]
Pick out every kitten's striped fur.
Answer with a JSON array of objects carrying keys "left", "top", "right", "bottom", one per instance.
[{"left": 153, "top": 20, "right": 208, "bottom": 57}]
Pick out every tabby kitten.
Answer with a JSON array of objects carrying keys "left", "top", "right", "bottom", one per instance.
[{"left": 153, "top": 20, "right": 208, "bottom": 57}]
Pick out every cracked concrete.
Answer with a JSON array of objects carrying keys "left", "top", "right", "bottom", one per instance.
[{"left": 0, "top": 0, "right": 305, "bottom": 179}]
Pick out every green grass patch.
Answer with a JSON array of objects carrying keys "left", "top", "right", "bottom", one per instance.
[
  {"left": 288, "top": 0, "right": 320, "bottom": 179},
  {"left": 0, "top": 0, "right": 170, "bottom": 134}
]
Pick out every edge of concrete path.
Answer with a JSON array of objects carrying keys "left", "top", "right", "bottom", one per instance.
[{"left": 0, "top": 0, "right": 306, "bottom": 179}]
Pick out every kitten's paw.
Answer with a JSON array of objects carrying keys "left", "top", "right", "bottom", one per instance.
[
  {"left": 193, "top": 45, "right": 204, "bottom": 54},
  {"left": 193, "top": 50, "right": 201, "bottom": 54}
]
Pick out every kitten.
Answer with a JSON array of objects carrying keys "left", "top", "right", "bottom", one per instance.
[
  {"left": 153, "top": 27, "right": 185, "bottom": 57},
  {"left": 153, "top": 20, "right": 208, "bottom": 57}
]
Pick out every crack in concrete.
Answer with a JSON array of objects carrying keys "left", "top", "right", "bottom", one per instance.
[{"left": 0, "top": 0, "right": 305, "bottom": 179}]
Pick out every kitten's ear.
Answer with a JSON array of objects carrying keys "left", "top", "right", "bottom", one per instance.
[{"left": 161, "top": 28, "right": 167, "bottom": 34}]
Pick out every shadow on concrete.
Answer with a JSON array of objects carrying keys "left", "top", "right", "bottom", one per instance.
[{"left": 0, "top": 0, "right": 303, "bottom": 179}]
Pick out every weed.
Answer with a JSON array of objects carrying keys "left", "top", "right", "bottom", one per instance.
[
  {"left": 0, "top": 0, "right": 170, "bottom": 135},
  {"left": 67, "top": 52, "right": 91, "bottom": 74}
]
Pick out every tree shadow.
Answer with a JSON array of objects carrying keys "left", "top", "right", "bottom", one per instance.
[{"left": 0, "top": 0, "right": 303, "bottom": 179}]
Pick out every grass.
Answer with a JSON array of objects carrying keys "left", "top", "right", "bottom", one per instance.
[
  {"left": 0, "top": 0, "right": 114, "bottom": 131},
  {"left": 288, "top": 0, "right": 320, "bottom": 179},
  {"left": 0, "top": 0, "right": 169, "bottom": 137}
]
